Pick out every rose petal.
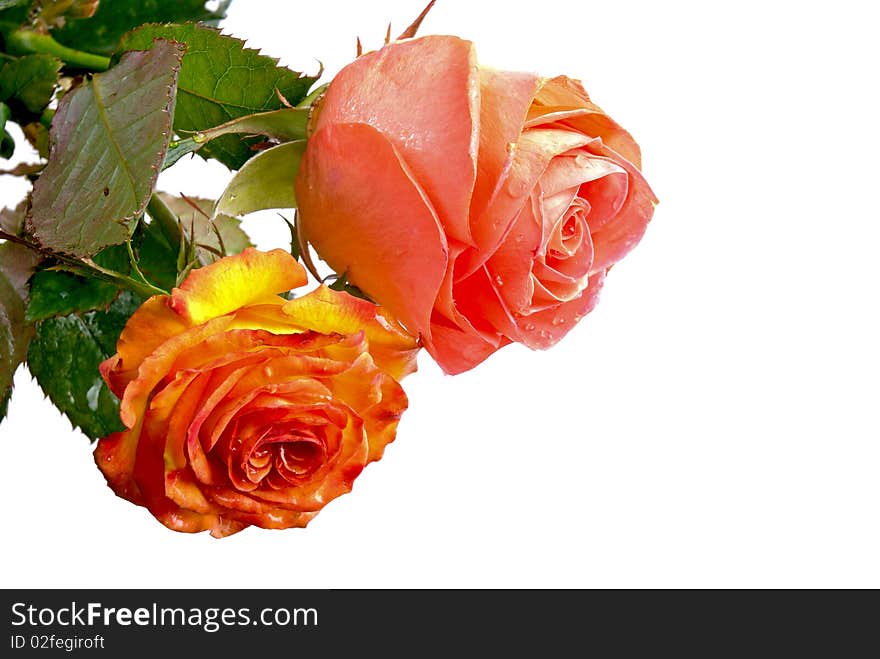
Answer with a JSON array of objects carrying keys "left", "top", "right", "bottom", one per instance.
[
  {"left": 170, "top": 248, "right": 306, "bottom": 326},
  {"left": 323, "top": 352, "right": 408, "bottom": 462},
  {"left": 513, "top": 270, "right": 607, "bottom": 350},
  {"left": 281, "top": 285, "right": 418, "bottom": 381},
  {"left": 583, "top": 141, "right": 658, "bottom": 272},
  {"left": 526, "top": 75, "right": 643, "bottom": 169},
  {"left": 424, "top": 241, "right": 506, "bottom": 374},
  {"left": 470, "top": 67, "right": 542, "bottom": 243},
  {"left": 296, "top": 122, "right": 448, "bottom": 342},
  {"left": 100, "top": 296, "right": 188, "bottom": 397},
  {"left": 426, "top": 310, "right": 507, "bottom": 376},
  {"left": 485, "top": 192, "right": 542, "bottom": 315},
  {"left": 540, "top": 151, "right": 627, "bottom": 198},
  {"left": 94, "top": 429, "right": 145, "bottom": 505},
  {"left": 314, "top": 35, "right": 479, "bottom": 245},
  {"left": 459, "top": 128, "right": 593, "bottom": 280},
  {"left": 118, "top": 316, "right": 234, "bottom": 428},
  {"left": 204, "top": 487, "right": 318, "bottom": 529}
]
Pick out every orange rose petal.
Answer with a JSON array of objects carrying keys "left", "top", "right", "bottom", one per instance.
[
  {"left": 426, "top": 311, "right": 506, "bottom": 375},
  {"left": 204, "top": 487, "right": 317, "bottom": 530},
  {"left": 540, "top": 151, "right": 628, "bottom": 198},
  {"left": 532, "top": 260, "right": 590, "bottom": 304},
  {"left": 420, "top": 237, "right": 509, "bottom": 374},
  {"left": 527, "top": 75, "right": 643, "bottom": 169},
  {"left": 470, "top": 67, "right": 542, "bottom": 237},
  {"left": 296, "top": 122, "right": 448, "bottom": 341},
  {"left": 128, "top": 402, "right": 224, "bottom": 535},
  {"left": 486, "top": 193, "right": 542, "bottom": 315},
  {"left": 459, "top": 128, "right": 593, "bottom": 280},
  {"left": 323, "top": 353, "right": 382, "bottom": 410},
  {"left": 118, "top": 316, "right": 233, "bottom": 429},
  {"left": 323, "top": 351, "right": 408, "bottom": 461},
  {"left": 243, "top": 401, "right": 361, "bottom": 507},
  {"left": 169, "top": 328, "right": 302, "bottom": 374},
  {"left": 99, "top": 355, "right": 125, "bottom": 400},
  {"left": 209, "top": 518, "right": 249, "bottom": 538},
  {"left": 203, "top": 375, "right": 336, "bottom": 455},
  {"left": 314, "top": 35, "right": 479, "bottom": 245},
  {"left": 152, "top": 505, "right": 224, "bottom": 535},
  {"left": 169, "top": 248, "right": 307, "bottom": 326},
  {"left": 186, "top": 363, "right": 256, "bottom": 457},
  {"left": 281, "top": 285, "right": 419, "bottom": 381},
  {"left": 539, "top": 187, "right": 579, "bottom": 241},
  {"left": 515, "top": 271, "right": 607, "bottom": 350},
  {"left": 148, "top": 369, "right": 203, "bottom": 472},
  {"left": 101, "top": 296, "right": 189, "bottom": 397},
  {"left": 228, "top": 302, "right": 301, "bottom": 335},
  {"left": 254, "top": 423, "right": 368, "bottom": 511},
  {"left": 164, "top": 468, "right": 216, "bottom": 515},
  {"left": 94, "top": 429, "right": 145, "bottom": 505},
  {"left": 455, "top": 266, "right": 526, "bottom": 345},
  {"left": 360, "top": 372, "right": 408, "bottom": 463},
  {"left": 583, "top": 141, "right": 658, "bottom": 272}
]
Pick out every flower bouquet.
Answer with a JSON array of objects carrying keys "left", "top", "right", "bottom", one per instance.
[{"left": 0, "top": 0, "right": 656, "bottom": 537}]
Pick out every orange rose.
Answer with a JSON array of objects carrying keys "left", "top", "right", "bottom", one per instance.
[
  {"left": 94, "top": 248, "right": 418, "bottom": 537},
  {"left": 296, "top": 35, "right": 658, "bottom": 374}
]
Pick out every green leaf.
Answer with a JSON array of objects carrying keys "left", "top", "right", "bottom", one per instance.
[
  {"left": 215, "top": 141, "right": 305, "bottom": 218},
  {"left": 0, "top": 241, "right": 40, "bottom": 425},
  {"left": 0, "top": 54, "right": 62, "bottom": 114},
  {"left": 25, "top": 240, "right": 132, "bottom": 322},
  {"left": 118, "top": 24, "right": 318, "bottom": 170},
  {"left": 162, "top": 136, "right": 202, "bottom": 170},
  {"left": 25, "top": 269, "right": 119, "bottom": 322},
  {"left": 27, "top": 40, "right": 184, "bottom": 257},
  {"left": 0, "top": 0, "right": 28, "bottom": 29},
  {"left": 27, "top": 290, "right": 143, "bottom": 440},
  {"left": 53, "top": 0, "right": 228, "bottom": 57},
  {"left": 0, "top": 102, "right": 13, "bottom": 159},
  {"left": 133, "top": 218, "right": 177, "bottom": 292}
]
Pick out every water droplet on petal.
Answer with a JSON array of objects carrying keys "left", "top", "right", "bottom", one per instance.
[
  {"left": 494, "top": 275, "right": 504, "bottom": 287},
  {"left": 524, "top": 323, "right": 536, "bottom": 331}
]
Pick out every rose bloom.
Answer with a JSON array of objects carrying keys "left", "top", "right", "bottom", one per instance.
[
  {"left": 94, "top": 248, "right": 418, "bottom": 537},
  {"left": 296, "top": 35, "right": 658, "bottom": 374}
]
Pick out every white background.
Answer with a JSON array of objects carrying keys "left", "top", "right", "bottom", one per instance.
[{"left": 1, "top": 0, "right": 878, "bottom": 588}]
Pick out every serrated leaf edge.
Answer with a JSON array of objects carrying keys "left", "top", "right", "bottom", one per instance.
[{"left": 24, "top": 40, "right": 186, "bottom": 257}]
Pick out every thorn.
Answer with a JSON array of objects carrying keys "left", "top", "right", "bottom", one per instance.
[
  {"left": 189, "top": 216, "right": 197, "bottom": 261},
  {"left": 356, "top": 36, "right": 363, "bottom": 58},
  {"left": 293, "top": 210, "right": 322, "bottom": 282},
  {"left": 275, "top": 87, "right": 294, "bottom": 109},
  {"left": 179, "top": 193, "right": 210, "bottom": 220},
  {"left": 385, "top": 22, "right": 392, "bottom": 45},
  {"left": 398, "top": 0, "right": 437, "bottom": 40},
  {"left": 209, "top": 219, "right": 227, "bottom": 257}
]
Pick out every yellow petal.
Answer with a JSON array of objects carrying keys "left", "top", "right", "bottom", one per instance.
[
  {"left": 281, "top": 285, "right": 419, "bottom": 380},
  {"left": 170, "top": 248, "right": 307, "bottom": 326}
]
